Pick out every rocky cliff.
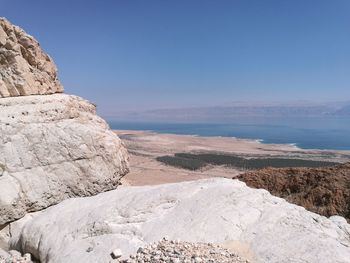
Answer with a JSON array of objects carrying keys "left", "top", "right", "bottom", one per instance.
[
  {"left": 0, "top": 18, "right": 129, "bottom": 225},
  {"left": 237, "top": 163, "right": 350, "bottom": 222},
  {"left": 0, "top": 18, "right": 63, "bottom": 97}
]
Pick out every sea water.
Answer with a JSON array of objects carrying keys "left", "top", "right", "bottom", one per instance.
[{"left": 108, "top": 116, "right": 350, "bottom": 150}]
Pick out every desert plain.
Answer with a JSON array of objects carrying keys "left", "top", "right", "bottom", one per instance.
[{"left": 116, "top": 130, "right": 350, "bottom": 186}]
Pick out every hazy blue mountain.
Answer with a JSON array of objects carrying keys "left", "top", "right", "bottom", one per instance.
[
  {"left": 104, "top": 101, "right": 350, "bottom": 122},
  {"left": 334, "top": 105, "right": 350, "bottom": 116}
]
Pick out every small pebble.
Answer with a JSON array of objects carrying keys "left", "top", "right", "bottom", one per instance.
[{"left": 111, "top": 248, "right": 123, "bottom": 259}]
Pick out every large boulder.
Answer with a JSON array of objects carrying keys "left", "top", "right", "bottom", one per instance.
[
  {"left": 9, "top": 178, "right": 350, "bottom": 263},
  {"left": 0, "top": 94, "right": 129, "bottom": 225},
  {"left": 0, "top": 17, "right": 63, "bottom": 97},
  {"left": 0, "top": 18, "right": 129, "bottom": 225}
]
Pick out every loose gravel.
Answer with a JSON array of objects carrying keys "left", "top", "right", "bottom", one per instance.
[
  {"left": 116, "top": 238, "right": 249, "bottom": 263},
  {"left": 0, "top": 250, "right": 33, "bottom": 263}
]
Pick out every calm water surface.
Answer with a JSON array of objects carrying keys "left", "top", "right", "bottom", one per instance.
[{"left": 108, "top": 117, "right": 350, "bottom": 150}]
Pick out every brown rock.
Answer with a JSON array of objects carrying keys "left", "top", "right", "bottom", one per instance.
[{"left": 237, "top": 162, "right": 350, "bottom": 222}]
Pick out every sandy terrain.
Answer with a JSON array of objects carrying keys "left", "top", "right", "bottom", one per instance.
[{"left": 114, "top": 130, "right": 350, "bottom": 186}]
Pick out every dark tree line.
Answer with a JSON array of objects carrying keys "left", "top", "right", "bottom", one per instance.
[{"left": 156, "top": 153, "right": 339, "bottom": 171}]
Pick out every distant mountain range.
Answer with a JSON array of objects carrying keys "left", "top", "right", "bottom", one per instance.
[
  {"left": 334, "top": 105, "right": 350, "bottom": 116},
  {"left": 104, "top": 101, "right": 350, "bottom": 122}
]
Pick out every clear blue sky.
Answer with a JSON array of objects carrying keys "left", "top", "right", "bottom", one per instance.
[{"left": 2, "top": 0, "right": 350, "bottom": 114}]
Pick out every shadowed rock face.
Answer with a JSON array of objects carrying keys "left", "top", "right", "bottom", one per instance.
[
  {"left": 0, "top": 17, "right": 63, "bottom": 97},
  {"left": 237, "top": 163, "right": 350, "bottom": 222}
]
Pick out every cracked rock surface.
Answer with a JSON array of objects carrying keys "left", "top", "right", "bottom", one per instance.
[
  {"left": 0, "top": 17, "right": 63, "bottom": 98},
  {"left": 9, "top": 178, "right": 350, "bottom": 263},
  {"left": 0, "top": 94, "right": 129, "bottom": 224}
]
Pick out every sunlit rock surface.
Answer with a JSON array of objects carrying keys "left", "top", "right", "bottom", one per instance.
[
  {"left": 10, "top": 178, "right": 350, "bottom": 263},
  {"left": 0, "top": 17, "right": 63, "bottom": 97},
  {"left": 0, "top": 94, "right": 129, "bottom": 224},
  {"left": 0, "top": 17, "right": 129, "bottom": 225}
]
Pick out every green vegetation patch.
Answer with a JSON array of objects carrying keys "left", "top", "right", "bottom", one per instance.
[
  {"left": 156, "top": 152, "right": 339, "bottom": 171},
  {"left": 156, "top": 156, "right": 206, "bottom": 171}
]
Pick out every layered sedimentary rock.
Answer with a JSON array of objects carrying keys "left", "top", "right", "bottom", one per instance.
[
  {"left": 0, "top": 94, "right": 129, "bottom": 224},
  {"left": 9, "top": 178, "right": 350, "bottom": 263},
  {"left": 0, "top": 18, "right": 129, "bottom": 225},
  {"left": 0, "top": 17, "right": 63, "bottom": 97},
  {"left": 237, "top": 163, "right": 350, "bottom": 222}
]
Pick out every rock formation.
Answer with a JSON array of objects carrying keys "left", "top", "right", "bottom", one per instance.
[
  {"left": 237, "top": 163, "right": 350, "bottom": 222},
  {"left": 0, "top": 17, "right": 63, "bottom": 97},
  {"left": 0, "top": 94, "right": 129, "bottom": 225},
  {"left": 0, "top": 18, "right": 129, "bottom": 225},
  {"left": 9, "top": 178, "right": 350, "bottom": 263}
]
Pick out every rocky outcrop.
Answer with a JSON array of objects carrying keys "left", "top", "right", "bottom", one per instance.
[
  {"left": 9, "top": 178, "right": 350, "bottom": 263},
  {"left": 0, "top": 17, "right": 63, "bottom": 97},
  {"left": 237, "top": 163, "right": 350, "bottom": 222},
  {"left": 0, "top": 18, "right": 129, "bottom": 225},
  {"left": 0, "top": 94, "right": 129, "bottom": 225}
]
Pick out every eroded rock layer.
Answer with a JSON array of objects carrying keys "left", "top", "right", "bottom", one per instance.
[
  {"left": 0, "top": 17, "right": 63, "bottom": 97},
  {"left": 0, "top": 94, "right": 129, "bottom": 224},
  {"left": 237, "top": 163, "right": 350, "bottom": 222}
]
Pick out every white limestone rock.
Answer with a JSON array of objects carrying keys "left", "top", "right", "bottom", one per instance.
[
  {"left": 111, "top": 248, "right": 122, "bottom": 259},
  {"left": 0, "top": 224, "right": 10, "bottom": 251},
  {"left": 0, "top": 247, "right": 10, "bottom": 260},
  {"left": 0, "top": 94, "right": 129, "bottom": 225},
  {"left": 0, "top": 17, "right": 63, "bottom": 97},
  {"left": 9, "top": 178, "right": 350, "bottom": 263},
  {"left": 0, "top": 249, "right": 34, "bottom": 263}
]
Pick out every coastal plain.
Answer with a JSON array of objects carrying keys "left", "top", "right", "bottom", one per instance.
[{"left": 115, "top": 130, "right": 350, "bottom": 186}]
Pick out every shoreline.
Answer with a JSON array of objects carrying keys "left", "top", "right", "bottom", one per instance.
[
  {"left": 114, "top": 129, "right": 350, "bottom": 186},
  {"left": 108, "top": 119, "right": 350, "bottom": 151},
  {"left": 115, "top": 129, "right": 350, "bottom": 154}
]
